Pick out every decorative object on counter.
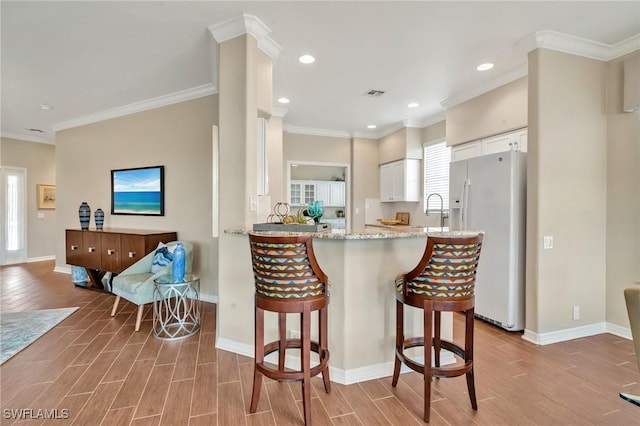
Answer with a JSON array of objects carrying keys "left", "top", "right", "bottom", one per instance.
[
  {"left": 336, "top": 209, "right": 344, "bottom": 218},
  {"left": 172, "top": 242, "right": 186, "bottom": 282},
  {"left": 94, "top": 208, "right": 104, "bottom": 230},
  {"left": 253, "top": 222, "right": 330, "bottom": 232},
  {"left": 378, "top": 218, "right": 400, "bottom": 225},
  {"left": 395, "top": 211, "right": 410, "bottom": 225},
  {"left": 258, "top": 201, "right": 330, "bottom": 231},
  {"left": 78, "top": 202, "right": 91, "bottom": 230},
  {"left": 273, "top": 202, "right": 290, "bottom": 222},
  {"left": 307, "top": 200, "right": 324, "bottom": 223}
]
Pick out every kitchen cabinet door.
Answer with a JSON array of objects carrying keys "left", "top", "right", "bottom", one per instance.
[
  {"left": 512, "top": 129, "right": 527, "bottom": 152},
  {"left": 380, "top": 159, "right": 420, "bottom": 202},
  {"left": 452, "top": 141, "right": 482, "bottom": 162},
  {"left": 315, "top": 182, "right": 330, "bottom": 205},
  {"left": 329, "top": 182, "right": 346, "bottom": 206},
  {"left": 290, "top": 182, "right": 302, "bottom": 205},
  {"left": 482, "top": 133, "right": 513, "bottom": 155}
]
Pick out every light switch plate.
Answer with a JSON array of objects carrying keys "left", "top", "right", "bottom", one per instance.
[{"left": 543, "top": 235, "right": 553, "bottom": 249}]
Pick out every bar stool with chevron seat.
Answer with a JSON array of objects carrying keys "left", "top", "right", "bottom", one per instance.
[
  {"left": 248, "top": 233, "right": 331, "bottom": 425},
  {"left": 392, "top": 233, "right": 483, "bottom": 422}
]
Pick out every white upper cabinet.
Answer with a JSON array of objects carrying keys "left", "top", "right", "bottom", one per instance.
[
  {"left": 379, "top": 159, "right": 420, "bottom": 202},
  {"left": 451, "top": 128, "right": 527, "bottom": 162},
  {"left": 290, "top": 180, "right": 345, "bottom": 207}
]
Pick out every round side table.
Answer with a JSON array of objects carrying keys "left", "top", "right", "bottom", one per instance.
[{"left": 153, "top": 274, "right": 201, "bottom": 341}]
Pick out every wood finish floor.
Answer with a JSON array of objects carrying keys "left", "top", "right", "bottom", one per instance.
[{"left": 1, "top": 261, "right": 639, "bottom": 425}]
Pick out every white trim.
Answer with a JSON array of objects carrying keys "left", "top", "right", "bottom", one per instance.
[
  {"left": 208, "top": 14, "right": 281, "bottom": 60},
  {"left": 517, "top": 30, "right": 640, "bottom": 61},
  {"left": 27, "top": 255, "right": 56, "bottom": 263},
  {"left": 270, "top": 107, "right": 288, "bottom": 118},
  {"left": 52, "top": 84, "right": 217, "bottom": 132},
  {"left": 440, "top": 63, "right": 528, "bottom": 109},
  {"left": 414, "top": 111, "right": 447, "bottom": 129},
  {"left": 54, "top": 265, "right": 71, "bottom": 274},
  {"left": 522, "top": 322, "right": 609, "bottom": 345},
  {"left": 215, "top": 336, "right": 455, "bottom": 385},
  {"left": 283, "top": 124, "right": 351, "bottom": 139},
  {"left": 0, "top": 131, "right": 54, "bottom": 144},
  {"left": 606, "top": 322, "right": 632, "bottom": 340}
]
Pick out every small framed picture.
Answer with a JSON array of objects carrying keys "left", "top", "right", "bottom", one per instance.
[{"left": 37, "top": 184, "right": 56, "bottom": 209}]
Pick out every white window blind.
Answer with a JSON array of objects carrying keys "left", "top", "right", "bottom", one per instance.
[{"left": 423, "top": 141, "right": 451, "bottom": 212}]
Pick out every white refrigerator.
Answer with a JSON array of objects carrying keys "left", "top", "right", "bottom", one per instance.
[{"left": 449, "top": 151, "right": 527, "bottom": 331}]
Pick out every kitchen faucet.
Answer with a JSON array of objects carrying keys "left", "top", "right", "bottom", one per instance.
[{"left": 426, "top": 193, "right": 447, "bottom": 229}]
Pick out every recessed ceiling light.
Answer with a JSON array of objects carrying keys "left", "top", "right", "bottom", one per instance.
[
  {"left": 408, "top": 102, "right": 419, "bottom": 108},
  {"left": 39, "top": 104, "right": 52, "bottom": 110},
  {"left": 476, "top": 63, "right": 494, "bottom": 71},
  {"left": 277, "top": 97, "right": 290, "bottom": 104},
  {"left": 298, "top": 54, "right": 315, "bottom": 64},
  {"left": 367, "top": 124, "right": 377, "bottom": 129}
]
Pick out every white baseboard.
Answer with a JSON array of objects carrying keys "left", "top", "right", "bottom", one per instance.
[
  {"left": 54, "top": 265, "right": 71, "bottom": 274},
  {"left": 200, "top": 293, "right": 218, "bottom": 304},
  {"left": 27, "top": 255, "right": 56, "bottom": 263},
  {"left": 216, "top": 336, "right": 456, "bottom": 385},
  {"left": 523, "top": 321, "right": 631, "bottom": 345}
]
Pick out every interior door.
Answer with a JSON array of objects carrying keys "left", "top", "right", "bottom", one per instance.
[{"left": 0, "top": 167, "right": 27, "bottom": 265}]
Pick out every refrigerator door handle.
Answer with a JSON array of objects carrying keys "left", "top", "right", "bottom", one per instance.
[{"left": 462, "top": 178, "right": 470, "bottom": 230}]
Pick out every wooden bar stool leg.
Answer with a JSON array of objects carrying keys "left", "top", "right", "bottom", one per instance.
[
  {"left": 423, "top": 300, "right": 434, "bottom": 423},
  {"left": 434, "top": 311, "right": 441, "bottom": 368},
  {"left": 320, "top": 306, "right": 331, "bottom": 393},
  {"left": 465, "top": 308, "right": 478, "bottom": 410},
  {"left": 250, "top": 306, "right": 265, "bottom": 413},
  {"left": 278, "top": 312, "right": 286, "bottom": 370},
  {"left": 392, "top": 299, "right": 404, "bottom": 387},
  {"left": 301, "top": 306, "right": 312, "bottom": 425}
]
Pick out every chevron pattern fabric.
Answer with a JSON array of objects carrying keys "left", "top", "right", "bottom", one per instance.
[
  {"left": 396, "top": 242, "right": 481, "bottom": 298},
  {"left": 250, "top": 241, "right": 326, "bottom": 299}
]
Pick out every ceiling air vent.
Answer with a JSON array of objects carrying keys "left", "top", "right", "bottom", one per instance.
[{"left": 363, "top": 89, "right": 385, "bottom": 97}]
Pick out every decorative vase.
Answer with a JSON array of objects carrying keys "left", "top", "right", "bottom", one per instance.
[
  {"left": 172, "top": 242, "right": 186, "bottom": 282},
  {"left": 94, "top": 208, "right": 104, "bottom": 230},
  {"left": 78, "top": 202, "right": 91, "bottom": 230}
]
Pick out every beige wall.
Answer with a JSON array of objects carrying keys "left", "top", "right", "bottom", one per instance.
[
  {"left": 605, "top": 50, "right": 640, "bottom": 328},
  {"left": 378, "top": 128, "right": 406, "bottom": 164},
  {"left": 351, "top": 137, "right": 379, "bottom": 230},
  {"left": 527, "top": 49, "right": 607, "bottom": 334},
  {"left": 1, "top": 138, "right": 57, "bottom": 259},
  {"left": 447, "top": 77, "right": 528, "bottom": 146},
  {"left": 55, "top": 95, "right": 218, "bottom": 298},
  {"left": 266, "top": 116, "right": 285, "bottom": 204},
  {"left": 283, "top": 132, "right": 351, "bottom": 164},
  {"left": 423, "top": 120, "right": 446, "bottom": 143}
]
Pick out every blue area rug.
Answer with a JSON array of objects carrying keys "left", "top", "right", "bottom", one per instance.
[{"left": 0, "top": 307, "right": 79, "bottom": 364}]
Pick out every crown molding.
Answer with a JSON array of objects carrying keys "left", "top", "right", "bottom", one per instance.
[
  {"left": 0, "top": 130, "right": 54, "bottom": 144},
  {"left": 441, "top": 63, "right": 528, "bottom": 110},
  {"left": 208, "top": 14, "right": 281, "bottom": 60},
  {"left": 517, "top": 30, "right": 640, "bottom": 61},
  {"left": 52, "top": 84, "right": 217, "bottom": 132},
  {"left": 415, "top": 111, "right": 447, "bottom": 128},
  {"left": 283, "top": 124, "right": 351, "bottom": 139}
]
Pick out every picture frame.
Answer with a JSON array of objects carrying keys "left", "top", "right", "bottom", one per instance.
[
  {"left": 37, "top": 184, "right": 56, "bottom": 209},
  {"left": 111, "top": 165, "right": 165, "bottom": 216}
]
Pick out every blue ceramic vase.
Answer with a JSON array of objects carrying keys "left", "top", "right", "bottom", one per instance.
[
  {"left": 94, "top": 208, "right": 104, "bottom": 230},
  {"left": 79, "top": 202, "right": 91, "bottom": 230},
  {"left": 172, "top": 242, "right": 186, "bottom": 282}
]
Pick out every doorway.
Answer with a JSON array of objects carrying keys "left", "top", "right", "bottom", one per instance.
[
  {"left": 287, "top": 161, "right": 350, "bottom": 230},
  {"left": 0, "top": 166, "right": 27, "bottom": 264}
]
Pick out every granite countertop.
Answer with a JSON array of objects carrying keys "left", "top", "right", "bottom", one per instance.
[{"left": 224, "top": 226, "right": 482, "bottom": 240}]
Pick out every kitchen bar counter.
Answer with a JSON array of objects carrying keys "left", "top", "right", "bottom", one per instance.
[
  {"left": 225, "top": 226, "right": 476, "bottom": 240},
  {"left": 218, "top": 226, "right": 482, "bottom": 385}
]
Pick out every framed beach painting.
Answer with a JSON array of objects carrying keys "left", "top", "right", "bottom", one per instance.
[
  {"left": 111, "top": 165, "right": 165, "bottom": 216},
  {"left": 37, "top": 184, "right": 56, "bottom": 209}
]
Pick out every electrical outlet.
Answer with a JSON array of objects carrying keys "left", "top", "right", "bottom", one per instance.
[
  {"left": 573, "top": 305, "right": 580, "bottom": 321},
  {"left": 543, "top": 235, "right": 553, "bottom": 249},
  {"left": 250, "top": 196, "right": 257, "bottom": 212}
]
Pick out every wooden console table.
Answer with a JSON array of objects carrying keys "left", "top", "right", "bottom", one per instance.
[{"left": 66, "top": 228, "right": 177, "bottom": 291}]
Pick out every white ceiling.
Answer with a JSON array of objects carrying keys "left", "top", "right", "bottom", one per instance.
[{"left": 2, "top": 1, "right": 639, "bottom": 144}]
